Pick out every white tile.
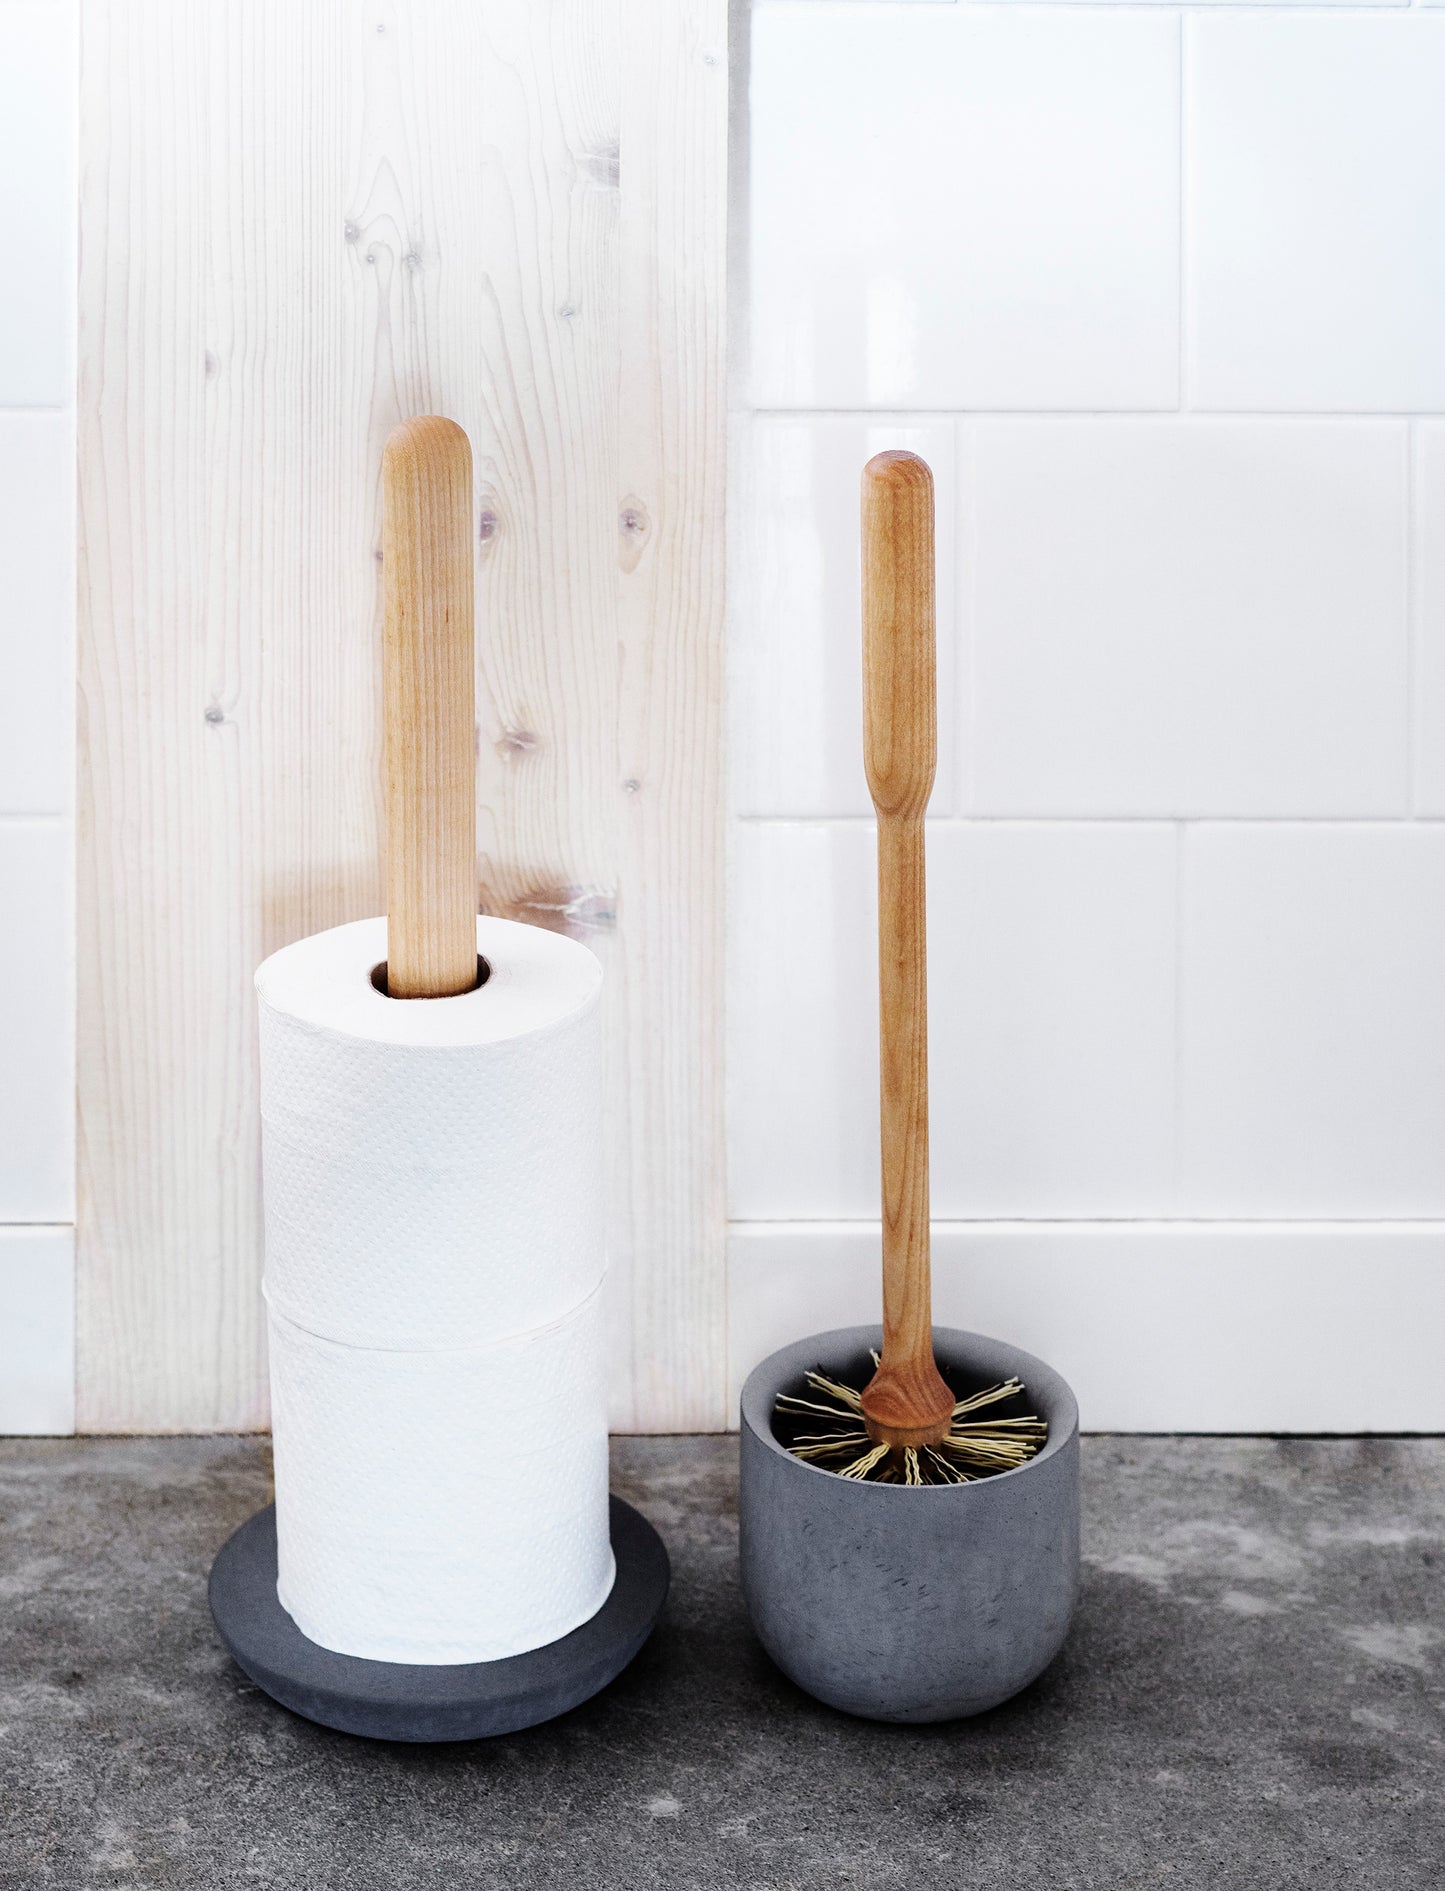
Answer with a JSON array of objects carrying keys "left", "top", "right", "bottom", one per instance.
[
  {"left": 964, "top": 420, "right": 1408, "bottom": 818},
  {"left": 734, "top": 418, "right": 956, "bottom": 818},
  {"left": 750, "top": 5, "right": 1179, "bottom": 411},
  {"left": 0, "top": 1, "right": 76, "bottom": 407},
  {"left": 1413, "top": 424, "right": 1445, "bottom": 814},
  {"left": 729, "top": 824, "right": 874, "bottom": 1219},
  {"left": 1190, "top": 15, "right": 1445, "bottom": 412},
  {"left": 1180, "top": 826, "right": 1445, "bottom": 1217},
  {"left": 0, "top": 821, "right": 74, "bottom": 1221},
  {"left": 728, "top": 821, "right": 1176, "bottom": 1220},
  {"left": 0, "top": 1226, "right": 74, "bottom": 1434},
  {"left": 727, "top": 1222, "right": 1445, "bottom": 1433},
  {"left": 0, "top": 411, "right": 74, "bottom": 813}
]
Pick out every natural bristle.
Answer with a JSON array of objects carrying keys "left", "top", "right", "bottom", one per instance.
[{"left": 775, "top": 1368, "right": 1046, "bottom": 1486}]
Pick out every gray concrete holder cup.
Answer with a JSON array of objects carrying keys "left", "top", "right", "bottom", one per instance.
[
  {"left": 737, "top": 452, "right": 1080, "bottom": 1722},
  {"left": 740, "top": 1327, "right": 1078, "bottom": 1722}
]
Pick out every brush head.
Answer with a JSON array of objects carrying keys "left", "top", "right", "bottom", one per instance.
[
  {"left": 775, "top": 1356, "right": 1047, "bottom": 1488},
  {"left": 859, "top": 1357, "right": 956, "bottom": 1449}
]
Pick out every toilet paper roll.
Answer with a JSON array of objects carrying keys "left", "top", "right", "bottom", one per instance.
[
  {"left": 256, "top": 916, "right": 604, "bottom": 1350},
  {"left": 268, "top": 1287, "right": 614, "bottom": 1664}
]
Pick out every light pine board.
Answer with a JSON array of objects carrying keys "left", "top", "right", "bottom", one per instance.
[{"left": 77, "top": 0, "right": 727, "bottom": 1431}]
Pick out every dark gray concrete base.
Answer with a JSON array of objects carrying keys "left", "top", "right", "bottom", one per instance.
[
  {"left": 208, "top": 1497, "right": 669, "bottom": 1742},
  {"left": 741, "top": 1326, "right": 1080, "bottom": 1722},
  {"left": 1, "top": 1433, "right": 1443, "bottom": 1889}
]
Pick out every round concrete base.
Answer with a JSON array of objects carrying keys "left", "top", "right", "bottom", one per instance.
[
  {"left": 740, "top": 1326, "right": 1079, "bottom": 1723},
  {"left": 209, "top": 1496, "right": 669, "bottom": 1742}
]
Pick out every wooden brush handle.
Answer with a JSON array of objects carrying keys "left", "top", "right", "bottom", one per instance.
[
  {"left": 859, "top": 451, "right": 954, "bottom": 1449},
  {"left": 382, "top": 416, "right": 478, "bottom": 999}
]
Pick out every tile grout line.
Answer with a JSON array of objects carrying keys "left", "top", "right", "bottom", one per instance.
[
  {"left": 726, "top": 1217, "right": 1445, "bottom": 1233},
  {"left": 745, "top": 3, "right": 1445, "bottom": 8},
  {"left": 749, "top": 409, "right": 1445, "bottom": 423},
  {"left": 733, "top": 813, "right": 1445, "bottom": 827}
]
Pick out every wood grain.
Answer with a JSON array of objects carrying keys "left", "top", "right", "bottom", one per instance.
[
  {"left": 858, "top": 451, "right": 954, "bottom": 1449},
  {"left": 612, "top": 0, "right": 729, "bottom": 1430},
  {"left": 77, "top": 0, "right": 727, "bottom": 1431},
  {"left": 382, "top": 416, "right": 477, "bottom": 1000}
]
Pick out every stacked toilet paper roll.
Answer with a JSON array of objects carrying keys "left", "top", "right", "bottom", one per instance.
[{"left": 255, "top": 913, "right": 612, "bottom": 1666}]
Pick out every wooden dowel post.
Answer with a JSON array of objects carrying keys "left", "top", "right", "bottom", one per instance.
[{"left": 382, "top": 416, "right": 478, "bottom": 999}]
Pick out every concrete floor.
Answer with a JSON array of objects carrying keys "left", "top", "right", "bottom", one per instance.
[{"left": 0, "top": 1436, "right": 1441, "bottom": 1889}]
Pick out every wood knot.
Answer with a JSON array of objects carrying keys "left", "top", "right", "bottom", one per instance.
[
  {"left": 481, "top": 879, "right": 617, "bottom": 941},
  {"left": 579, "top": 143, "right": 620, "bottom": 192},
  {"left": 618, "top": 496, "right": 651, "bottom": 573},
  {"left": 495, "top": 727, "right": 540, "bottom": 760}
]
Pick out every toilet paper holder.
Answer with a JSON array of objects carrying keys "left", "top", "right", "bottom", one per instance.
[{"left": 208, "top": 416, "right": 669, "bottom": 1739}]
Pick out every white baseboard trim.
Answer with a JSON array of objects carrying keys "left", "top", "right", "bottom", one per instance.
[{"left": 727, "top": 1221, "right": 1445, "bottom": 1433}]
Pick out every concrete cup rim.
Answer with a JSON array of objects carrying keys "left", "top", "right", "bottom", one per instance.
[{"left": 740, "top": 1323, "right": 1079, "bottom": 1496}]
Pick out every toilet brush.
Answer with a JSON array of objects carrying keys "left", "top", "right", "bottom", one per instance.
[{"left": 774, "top": 451, "right": 1046, "bottom": 1488}]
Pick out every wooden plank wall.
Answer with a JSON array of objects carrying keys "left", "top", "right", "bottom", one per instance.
[{"left": 76, "top": 0, "right": 727, "bottom": 1432}]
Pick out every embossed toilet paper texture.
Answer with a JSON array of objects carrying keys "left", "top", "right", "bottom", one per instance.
[
  {"left": 268, "top": 1292, "right": 614, "bottom": 1665},
  {"left": 257, "top": 917, "right": 605, "bottom": 1349},
  {"left": 255, "top": 915, "right": 613, "bottom": 1665}
]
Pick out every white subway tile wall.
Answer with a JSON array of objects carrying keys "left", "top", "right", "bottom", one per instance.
[
  {"left": 962, "top": 419, "right": 1407, "bottom": 818},
  {"left": 734, "top": 2, "right": 1445, "bottom": 1429},
  {"left": 729, "top": 821, "right": 1176, "bottom": 1220},
  {"left": 0, "top": 413, "right": 75, "bottom": 812},
  {"left": 0, "top": 1229, "right": 75, "bottom": 1436},
  {"left": 0, "top": 823, "right": 74, "bottom": 1222},
  {"left": 1415, "top": 425, "right": 1445, "bottom": 816},
  {"left": 1180, "top": 826, "right": 1445, "bottom": 1219},
  {"left": 0, "top": 3, "right": 76, "bottom": 408},
  {"left": 0, "top": 0, "right": 77, "bottom": 1430},
  {"left": 1189, "top": 15, "right": 1445, "bottom": 413},
  {"left": 750, "top": 5, "right": 1180, "bottom": 411}
]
